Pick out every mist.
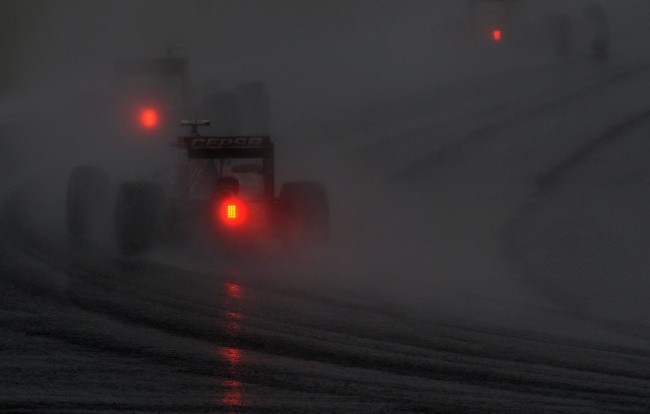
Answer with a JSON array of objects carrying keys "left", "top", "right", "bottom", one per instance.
[
  {"left": 4, "top": 0, "right": 650, "bottom": 353},
  {"left": 5, "top": 1, "right": 650, "bottom": 411}
]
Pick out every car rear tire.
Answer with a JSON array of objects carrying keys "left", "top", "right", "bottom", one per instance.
[
  {"left": 115, "top": 182, "right": 163, "bottom": 255},
  {"left": 66, "top": 165, "right": 109, "bottom": 237},
  {"left": 277, "top": 181, "right": 329, "bottom": 252}
]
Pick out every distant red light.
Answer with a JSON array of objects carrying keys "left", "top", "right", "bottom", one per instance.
[
  {"left": 493, "top": 29, "right": 502, "bottom": 42},
  {"left": 140, "top": 108, "right": 159, "bottom": 129}
]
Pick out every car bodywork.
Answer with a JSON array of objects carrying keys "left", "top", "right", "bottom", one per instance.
[{"left": 67, "top": 121, "right": 329, "bottom": 255}]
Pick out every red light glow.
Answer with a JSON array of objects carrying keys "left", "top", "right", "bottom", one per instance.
[
  {"left": 220, "top": 346, "right": 242, "bottom": 366},
  {"left": 220, "top": 379, "right": 243, "bottom": 408},
  {"left": 225, "top": 282, "right": 242, "bottom": 299},
  {"left": 226, "top": 311, "right": 242, "bottom": 335},
  {"left": 140, "top": 108, "right": 159, "bottom": 129},
  {"left": 227, "top": 204, "right": 237, "bottom": 219},
  {"left": 493, "top": 29, "right": 502, "bottom": 42},
  {"left": 226, "top": 310, "right": 242, "bottom": 320},
  {"left": 217, "top": 198, "right": 248, "bottom": 226}
]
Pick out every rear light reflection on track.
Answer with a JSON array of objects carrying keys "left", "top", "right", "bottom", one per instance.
[
  {"left": 218, "top": 273, "right": 244, "bottom": 410},
  {"left": 220, "top": 379, "right": 243, "bottom": 407},
  {"left": 225, "top": 282, "right": 242, "bottom": 299},
  {"left": 226, "top": 311, "right": 242, "bottom": 336},
  {"left": 220, "top": 346, "right": 243, "bottom": 366}
]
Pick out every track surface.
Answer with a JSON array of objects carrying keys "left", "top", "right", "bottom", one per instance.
[
  {"left": 2, "top": 59, "right": 650, "bottom": 412},
  {"left": 2, "top": 191, "right": 650, "bottom": 413}
]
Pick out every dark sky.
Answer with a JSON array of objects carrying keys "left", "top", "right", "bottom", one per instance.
[
  {"left": 4, "top": 0, "right": 650, "bottom": 122},
  {"left": 2, "top": 1, "right": 462, "bottom": 90}
]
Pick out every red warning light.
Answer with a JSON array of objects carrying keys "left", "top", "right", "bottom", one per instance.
[
  {"left": 140, "top": 108, "right": 159, "bottom": 129},
  {"left": 493, "top": 29, "right": 502, "bottom": 42},
  {"left": 227, "top": 204, "right": 237, "bottom": 220},
  {"left": 217, "top": 198, "right": 249, "bottom": 227}
]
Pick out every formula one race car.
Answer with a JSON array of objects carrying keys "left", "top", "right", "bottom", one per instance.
[{"left": 66, "top": 120, "right": 329, "bottom": 255}]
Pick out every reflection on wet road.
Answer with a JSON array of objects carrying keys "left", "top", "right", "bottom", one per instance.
[
  {"left": 2, "top": 183, "right": 650, "bottom": 412},
  {"left": 219, "top": 271, "right": 244, "bottom": 411}
]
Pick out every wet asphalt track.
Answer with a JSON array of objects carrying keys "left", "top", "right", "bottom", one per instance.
[
  {"left": 3, "top": 59, "right": 650, "bottom": 412},
  {"left": 1, "top": 174, "right": 650, "bottom": 413}
]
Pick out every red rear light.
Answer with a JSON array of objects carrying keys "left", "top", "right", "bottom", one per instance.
[
  {"left": 217, "top": 198, "right": 249, "bottom": 227},
  {"left": 227, "top": 204, "right": 237, "bottom": 219},
  {"left": 140, "top": 107, "right": 159, "bottom": 129},
  {"left": 492, "top": 29, "right": 502, "bottom": 42}
]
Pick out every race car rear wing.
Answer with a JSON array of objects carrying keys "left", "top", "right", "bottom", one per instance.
[
  {"left": 176, "top": 120, "right": 276, "bottom": 199},
  {"left": 178, "top": 136, "right": 273, "bottom": 159},
  {"left": 178, "top": 135, "right": 275, "bottom": 199}
]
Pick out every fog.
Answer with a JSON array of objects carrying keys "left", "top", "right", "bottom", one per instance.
[{"left": 3, "top": 0, "right": 650, "bottom": 345}]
